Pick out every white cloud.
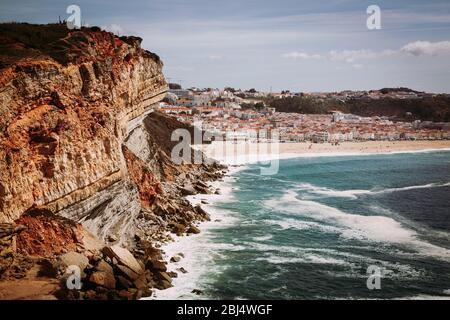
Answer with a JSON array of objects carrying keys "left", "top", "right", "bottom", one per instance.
[
  {"left": 352, "top": 64, "right": 364, "bottom": 70},
  {"left": 281, "top": 52, "right": 323, "bottom": 60},
  {"left": 283, "top": 41, "right": 450, "bottom": 64},
  {"left": 208, "top": 55, "right": 224, "bottom": 60},
  {"left": 327, "top": 49, "right": 395, "bottom": 62},
  {"left": 282, "top": 49, "right": 396, "bottom": 63},
  {"left": 401, "top": 41, "right": 450, "bottom": 56}
]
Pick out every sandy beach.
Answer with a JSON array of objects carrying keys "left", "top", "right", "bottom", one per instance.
[{"left": 198, "top": 140, "right": 450, "bottom": 165}]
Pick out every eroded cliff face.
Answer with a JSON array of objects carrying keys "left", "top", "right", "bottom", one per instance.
[
  {"left": 0, "top": 24, "right": 226, "bottom": 299},
  {"left": 0, "top": 24, "right": 167, "bottom": 230}
]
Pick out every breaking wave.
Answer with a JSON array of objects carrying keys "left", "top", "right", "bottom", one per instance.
[
  {"left": 155, "top": 151, "right": 450, "bottom": 299},
  {"left": 296, "top": 181, "right": 450, "bottom": 199},
  {"left": 264, "top": 190, "right": 450, "bottom": 260}
]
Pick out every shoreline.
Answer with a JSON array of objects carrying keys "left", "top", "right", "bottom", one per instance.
[
  {"left": 151, "top": 175, "right": 238, "bottom": 300},
  {"left": 152, "top": 143, "right": 450, "bottom": 299}
]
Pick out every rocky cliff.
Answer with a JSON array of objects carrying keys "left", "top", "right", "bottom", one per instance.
[
  {"left": 0, "top": 23, "right": 167, "bottom": 223},
  {"left": 0, "top": 23, "right": 225, "bottom": 299}
]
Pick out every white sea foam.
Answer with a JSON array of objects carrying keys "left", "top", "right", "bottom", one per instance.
[
  {"left": 264, "top": 190, "right": 450, "bottom": 261},
  {"left": 150, "top": 216, "right": 242, "bottom": 300},
  {"left": 248, "top": 242, "right": 357, "bottom": 267},
  {"left": 151, "top": 149, "right": 450, "bottom": 299},
  {"left": 255, "top": 254, "right": 351, "bottom": 266},
  {"left": 371, "top": 182, "right": 450, "bottom": 194},
  {"left": 244, "top": 242, "right": 362, "bottom": 267},
  {"left": 266, "top": 218, "right": 341, "bottom": 234},
  {"left": 150, "top": 175, "right": 240, "bottom": 300},
  {"left": 296, "top": 181, "right": 450, "bottom": 199},
  {"left": 264, "top": 191, "right": 416, "bottom": 243},
  {"left": 251, "top": 244, "right": 424, "bottom": 280},
  {"left": 297, "top": 183, "right": 368, "bottom": 199},
  {"left": 252, "top": 235, "right": 273, "bottom": 241}
]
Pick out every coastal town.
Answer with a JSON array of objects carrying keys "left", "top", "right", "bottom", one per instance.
[{"left": 159, "top": 86, "right": 450, "bottom": 143}]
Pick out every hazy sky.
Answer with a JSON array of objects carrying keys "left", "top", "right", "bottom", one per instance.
[{"left": 1, "top": 0, "right": 450, "bottom": 92}]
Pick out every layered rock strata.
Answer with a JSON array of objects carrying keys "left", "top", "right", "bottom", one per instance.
[{"left": 0, "top": 23, "right": 226, "bottom": 299}]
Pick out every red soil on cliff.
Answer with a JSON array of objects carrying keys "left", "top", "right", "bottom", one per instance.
[
  {"left": 15, "top": 211, "right": 84, "bottom": 257},
  {"left": 122, "top": 146, "right": 161, "bottom": 208}
]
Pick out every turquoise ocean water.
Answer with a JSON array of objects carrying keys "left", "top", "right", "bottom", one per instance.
[{"left": 194, "top": 150, "right": 450, "bottom": 299}]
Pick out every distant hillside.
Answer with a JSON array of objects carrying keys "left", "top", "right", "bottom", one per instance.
[
  {"left": 378, "top": 87, "right": 422, "bottom": 94},
  {"left": 267, "top": 95, "right": 450, "bottom": 122}
]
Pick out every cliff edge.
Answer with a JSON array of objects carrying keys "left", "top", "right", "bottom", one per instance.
[{"left": 0, "top": 23, "right": 225, "bottom": 299}]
